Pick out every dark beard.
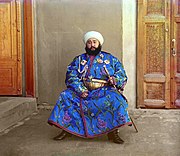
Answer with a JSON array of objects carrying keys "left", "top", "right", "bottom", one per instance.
[{"left": 85, "top": 45, "right": 102, "bottom": 56}]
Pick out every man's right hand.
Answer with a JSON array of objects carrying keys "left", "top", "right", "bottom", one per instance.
[{"left": 81, "top": 92, "right": 88, "bottom": 98}]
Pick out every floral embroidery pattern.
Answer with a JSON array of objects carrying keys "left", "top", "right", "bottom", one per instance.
[
  {"left": 62, "top": 111, "right": 72, "bottom": 123},
  {"left": 118, "top": 112, "right": 126, "bottom": 123},
  {"left": 97, "top": 117, "right": 107, "bottom": 129}
]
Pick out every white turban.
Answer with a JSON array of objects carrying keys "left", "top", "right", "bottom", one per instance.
[{"left": 83, "top": 31, "right": 104, "bottom": 45}]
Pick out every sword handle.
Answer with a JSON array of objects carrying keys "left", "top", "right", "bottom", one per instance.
[
  {"left": 103, "top": 65, "right": 117, "bottom": 90},
  {"left": 103, "top": 65, "right": 110, "bottom": 77}
]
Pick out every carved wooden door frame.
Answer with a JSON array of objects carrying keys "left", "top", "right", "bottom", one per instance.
[
  {"left": 170, "top": 0, "right": 180, "bottom": 108},
  {"left": 24, "top": 0, "right": 35, "bottom": 97}
]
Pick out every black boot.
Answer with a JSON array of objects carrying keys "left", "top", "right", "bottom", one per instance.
[
  {"left": 107, "top": 129, "right": 124, "bottom": 144},
  {"left": 53, "top": 130, "right": 72, "bottom": 140}
]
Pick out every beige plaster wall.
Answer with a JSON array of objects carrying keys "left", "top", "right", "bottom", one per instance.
[
  {"left": 122, "top": 0, "right": 136, "bottom": 109},
  {"left": 35, "top": 0, "right": 124, "bottom": 105}
]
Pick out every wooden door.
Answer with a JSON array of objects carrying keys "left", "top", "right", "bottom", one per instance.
[
  {"left": 0, "top": 0, "right": 22, "bottom": 95},
  {"left": 171, "top": 0, "right": 180, "bottom": 108},
  {"left": 137, "top": 0, "right": 171, "bottom": 108}
]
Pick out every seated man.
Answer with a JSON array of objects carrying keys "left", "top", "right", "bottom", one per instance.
[{"left": 48, "top": 31, "right": 132, "bottom": 144}]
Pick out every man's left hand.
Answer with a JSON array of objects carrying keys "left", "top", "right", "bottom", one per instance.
[{"left": 108, "top": 76, "right": 116, "bottom": 85}]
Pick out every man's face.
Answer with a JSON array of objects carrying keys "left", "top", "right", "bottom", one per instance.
[{"left": 86, "top": 38, "right": 100, "bottom": 51}]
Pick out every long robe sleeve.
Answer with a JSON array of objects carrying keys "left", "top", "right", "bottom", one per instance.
[
  {"left": 112, "top": 56, "right": 128, "bottom": 89},
  {"left": 65, "top": 57, "right": 88, "bottom": 95}
]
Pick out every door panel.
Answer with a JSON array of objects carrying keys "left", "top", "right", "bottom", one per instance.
[
  {"left": 0, "top": 0, "right": 22, "bottom": 95},
  {"left": 137, "top": 0, "right": 171, "bottom": 108},
  {"left": 171, "top": 0, "right": 180, "bottom": 107}
]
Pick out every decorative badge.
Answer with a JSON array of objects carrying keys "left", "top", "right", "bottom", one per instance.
[
  {"left": 81, "top": 60, "right": 87, "bottom": 65},
  {"left": 97, "top": 58, "right": 103, "bottom": 63},
  {"left": 104, "top": 60, "right": 110, "bottom": 64},
  {"left": 100, "top": 54, "right": 104, "bottom": 58}
]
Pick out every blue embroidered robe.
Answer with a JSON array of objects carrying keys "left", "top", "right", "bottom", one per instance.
[{"left": 48, "top": 51, "right": 131, "bottom": 138}]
